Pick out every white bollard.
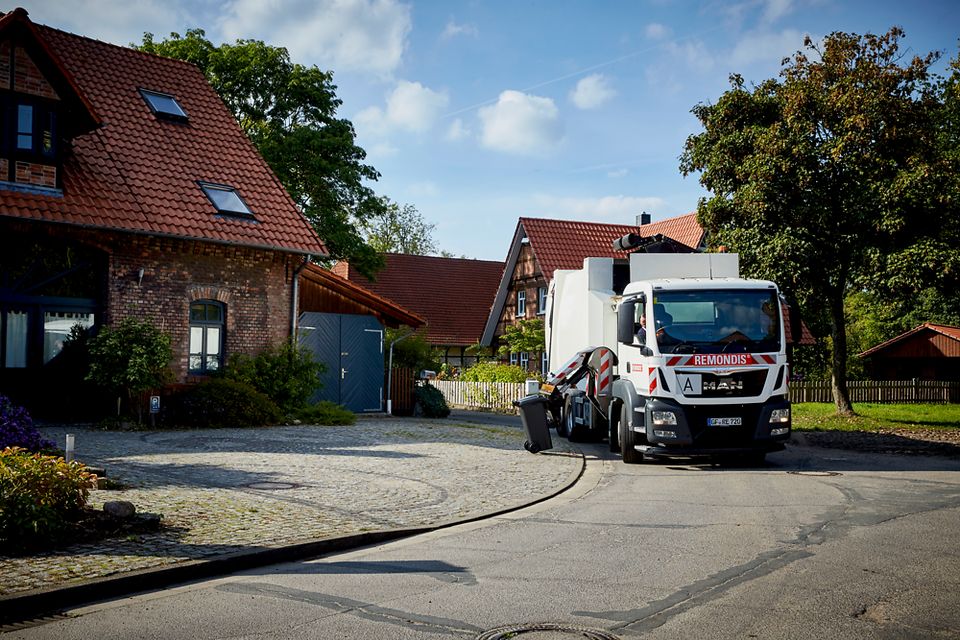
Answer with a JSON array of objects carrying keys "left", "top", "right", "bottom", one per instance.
[{"left": 65, "top": 434, "right": 75, "bottom": 463}]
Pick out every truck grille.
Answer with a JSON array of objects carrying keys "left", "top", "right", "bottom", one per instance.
[{"left": 685, "top": 370, "right": 768, "bottom": 398}]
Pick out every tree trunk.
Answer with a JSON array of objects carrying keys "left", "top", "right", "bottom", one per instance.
[{"left": 828, "top": 287, "right": 855, "bottom": 416}]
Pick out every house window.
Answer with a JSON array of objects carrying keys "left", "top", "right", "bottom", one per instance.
[
  {"left": 537, "top": 286, "right": 547, "bottom": 315},
  {"left": 140, "top": 89, "right": 188, "bottom": 121},
  {"left": 17, "top": 104, "right": 33, "bottom": 150},
  {"left": 509, "top": 352, "right": 518, "bottom": 366},
  {"left": 10, "top": 101, "right": 56, "bottom": 159},
  {"left": 520, "top": 352, "right": 529, "bottom": 370},
  {"left": 43, "top": 311, "right": 94, "bottom": 364},
  {"left": 199, "top": 182, "right": 254, "bottom": 217},
  {"left": 189, "top": 301, "right": 224, "bottom": 374},
  {"left": 517, "top": 290, "right": 526, "bottom": 317},
  {"left": 541, "top": 351, "right": 549, "bottom": 377},
  {"left": 3, "top": 310, "right": 28, "bottom": 368}
]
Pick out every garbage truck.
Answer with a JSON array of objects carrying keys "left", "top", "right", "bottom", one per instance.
[{"left": 533, "top": 238, "right": 791, "bottom": 463}]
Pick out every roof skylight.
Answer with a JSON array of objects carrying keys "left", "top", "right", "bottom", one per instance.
[
  {"left": 199, "top": 182, "right": 254, "bottom": 217},
  {"left": 140, "top": 89, "right": 188, "bottom": 121}
]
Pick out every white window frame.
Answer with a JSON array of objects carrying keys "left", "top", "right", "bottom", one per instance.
[
  {"left": 509, "top": 352, "right": 518, "bottom": 366},
  {"left": 537, "top": 286, "right": 547, "bottom": 315},
  {"left": 516, "top": 290, "right": 526, "bottom": 317},
  {"left": 520, "top": 351, "right": 529, "bottom": 369},
  {"left": 541, "top": 351, "right": 549, "bottom": 376}
]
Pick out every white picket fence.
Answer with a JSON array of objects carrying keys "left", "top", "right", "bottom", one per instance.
[{"left": 432, "top": 380, "right": 527, "bottom": 413}]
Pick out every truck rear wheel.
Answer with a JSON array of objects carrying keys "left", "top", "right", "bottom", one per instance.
[
  {"left": 619, "top": 402, "right": 642, "bottom": 464},
  {"left": 557, "top": 396, "right": 571, "bottom": 438},
  {"left": 608, "top": 401, "right": 620, "bottom": 452}
]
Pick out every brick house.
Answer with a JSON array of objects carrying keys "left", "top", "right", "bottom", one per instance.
[
  {"left": 480, "top": 214, "right": 706, "bottom": 374},
  {"left": 332, "top": 253, "right": 504, "bottom": 371},
  {"left": 0, "top": 9, "right": 327, "bottom": 412}
]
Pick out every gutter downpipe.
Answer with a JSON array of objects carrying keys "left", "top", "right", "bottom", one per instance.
[
  {"left": 386, "top": 328, "right": 415, "bottom": 415},
  {"left": 291, "top": 255, "right": 311, "bottom": 339}
]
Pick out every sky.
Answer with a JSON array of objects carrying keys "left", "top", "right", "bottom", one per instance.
[{"left": 17, "top": 0, "right": 960, "bottom": 261}]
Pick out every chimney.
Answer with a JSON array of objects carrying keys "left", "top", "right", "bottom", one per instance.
[{"left": 636, "top": 212, "right": 651, "bottom": 226}]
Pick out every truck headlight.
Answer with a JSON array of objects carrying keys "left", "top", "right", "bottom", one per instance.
[
  {"left": 771, "top": 427, "right": 790, "bottom": 437},
  {"left": 769, "top": 408, "right": 790, "bottom": 424},
  {"left": 652, "top": 411, "right": 677, "bottom": 426}
]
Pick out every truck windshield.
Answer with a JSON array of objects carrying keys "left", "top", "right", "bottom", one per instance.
[{"left": 652, "top": 289, "right": 781, "bottom": 354}]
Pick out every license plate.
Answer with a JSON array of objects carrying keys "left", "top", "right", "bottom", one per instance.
[{"left": 708, "top": 417, "right": 742, "bottom": 427}]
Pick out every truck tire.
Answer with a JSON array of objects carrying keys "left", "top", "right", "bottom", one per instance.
[
  {"left": 557, "top": 396, "right": 571, "bottom": 438},
  {"left": 608, "top": 401, "right": 620, "bottom": 452},
  {"left": 619, "top": 402, "right": 642, "bottom": 464}
]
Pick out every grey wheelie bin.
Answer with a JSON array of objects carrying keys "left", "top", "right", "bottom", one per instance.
[{"left": 514, "top": 394, "right": 552, "bottom": 453}]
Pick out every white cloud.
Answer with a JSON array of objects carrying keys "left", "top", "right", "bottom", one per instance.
[
  {"left": 355, "top": 80, "right": 449, "bottom": 134},
  {"left": 570, "top": 74, "right": 617, "bottom": 110},
  {"left": 442, "top": 20, "right": 478, "bottom": 40},
  {"left": 21, "top": 0, "right": 187, "bottom": 46},
  {"left": 729, "top": 29, "right": 807, "bottom": 67},
  {"left": 445, "top": 118, "right": 470, "bottom": 142},
  {"left": 218, "top": 0, "right": 412, "bottom": 76},
  {"left": 645, "top": 23, "right": 671, "bottom": 40},
  {"left": 478, "top": 91, "right": 563, "bottom": 155},
  {"left": 531, "top": 194, "right": 665, "bottom": 221},
  {"left": 386, "top": 81, "right": 449, "bottom": 132},
  {"left": 608, "top": 168, "right": 629, "bottom": 178},
  {"left": 761, "top": 0, "right": 795, "bottom": 25}
]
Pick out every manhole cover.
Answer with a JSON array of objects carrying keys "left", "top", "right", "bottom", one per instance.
[
  {"left": 477, "top": 623, "right": 620, "bottom": 640},
  {"left": 245, "top": 481, "right": 299, "bottom": 490},
  {"left": 787, "top": 470, "right": 842, "bottom": 477}
]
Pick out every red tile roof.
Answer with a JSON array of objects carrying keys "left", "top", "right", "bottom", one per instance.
[
  {"left": 332, "top": 254, "right": 505, "bottom": 346},
  {"left": 0, "top": 10, "right": 325, "bottom": 255},
  {"left": 300, "top": 264, "right": 425, "bottom": 329},
  {"left": 520, "top": 213, "right": 704, "bottom": 281},
  {"left": 859, "top": 323, "right": 960, "bottom": 358}
]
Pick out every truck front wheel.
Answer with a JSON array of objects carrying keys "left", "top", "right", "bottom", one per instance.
[{"left": 619, "top": 402, "right": 642, "bottom": 464}]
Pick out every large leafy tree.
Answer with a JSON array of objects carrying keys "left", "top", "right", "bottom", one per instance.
[
  {"left": 365, "top": 199, "right": 438, "bottom": 256},
  {"left": 680, "top": 28, "right": 960, "bottom": 415},
  {"left": 138, "top": 30, "right": 386, "bottom": 277}
]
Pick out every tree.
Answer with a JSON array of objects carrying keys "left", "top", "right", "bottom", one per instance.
[
  {"left": 680, "top": 28, "right": 960, "bottom": 415},
  {"left": 365, "top": 199, "right": 438, "bottom": 255},
  {"left": 138, "top": 30, "right": 386, "bottom": 278},
  {"left": 497, "top": 318, "right": 545, "bottom": 359},
  {"left": 86, "top": 318, "right": 172, "bottom": 421}
]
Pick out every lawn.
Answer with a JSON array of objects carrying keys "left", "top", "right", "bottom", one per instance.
[{"left": 793, "top": 403, "right": 960, "bottom": 432}]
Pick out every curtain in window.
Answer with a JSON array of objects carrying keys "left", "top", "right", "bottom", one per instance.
[{"left": 5, "top": 311, "right": 27, "bottom": 368}]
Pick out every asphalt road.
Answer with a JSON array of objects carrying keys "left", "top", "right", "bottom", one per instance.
[{"left": 7, "top": 441, "right": 960, "bottom": 640}]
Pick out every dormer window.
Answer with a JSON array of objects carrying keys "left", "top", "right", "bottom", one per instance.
[
  {"left": 139, "top": 89, "right": 188, "bottom": 121},
  {"left": 199, "top": 182, "right": 254, "bottom": 217}
]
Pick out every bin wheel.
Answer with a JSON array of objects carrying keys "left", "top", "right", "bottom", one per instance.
[{"left": 524, "top": 440, "right": 541, "bottom": 454}]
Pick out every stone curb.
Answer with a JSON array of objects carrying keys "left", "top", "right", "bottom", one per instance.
[{"left": 0, "top": 446, "right": 584, "bottom": 627}]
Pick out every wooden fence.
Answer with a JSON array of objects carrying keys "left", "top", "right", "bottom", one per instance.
[
  {"left": 789, "top": 380, "right": 960, "bottom": 404},
  {"left": 432, "top": 380, "right": 526, "bottom": 413},
  {"left": 432, "top": 378, "right": 960, "bottom": 412},
  {"left": 389, "top": 367, "right": 416, "bottom": 415}
]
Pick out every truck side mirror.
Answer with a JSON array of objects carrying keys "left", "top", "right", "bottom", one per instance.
[{"left": 618, "top": 299, "right": 637, "bottom": 344}]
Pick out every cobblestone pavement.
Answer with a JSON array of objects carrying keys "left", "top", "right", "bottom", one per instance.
[{"left": 1, "top": 417, "right": 581, "bottom": 597}]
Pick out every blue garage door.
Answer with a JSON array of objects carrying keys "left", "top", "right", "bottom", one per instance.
[{"left": 298, "top": 312, "right": 384, "bottom": 412}]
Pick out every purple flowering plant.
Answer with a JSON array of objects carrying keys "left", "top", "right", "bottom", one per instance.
[{"left": 0, "top": 395, "right": 54, "bottom": 452}]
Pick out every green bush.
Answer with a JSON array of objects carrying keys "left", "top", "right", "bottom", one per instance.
[
  {"left": 226, "top": 341, "right": 323, "bottom": 413},
  {"left": 294, "top": 401, "right": 356, "bottom": 426},
  {"left": 175, "top": 379, "right": 282, "bottom": 428},
  {"left": 0, "top": 447, "right": 95, "bottom": 552},
  {"left": 415, "top": 383, "right": 450, "bottom": 418},
  {"left": 461, "top": 361, "right": 538, "bottom": 383}
]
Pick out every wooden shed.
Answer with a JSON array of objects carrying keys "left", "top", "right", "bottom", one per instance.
[
  {"left": 859, "top": 323, "right": 960, "bottom": 381},
  {"left": 296, "top": 264, "right": 424, "bottom": 412}
]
